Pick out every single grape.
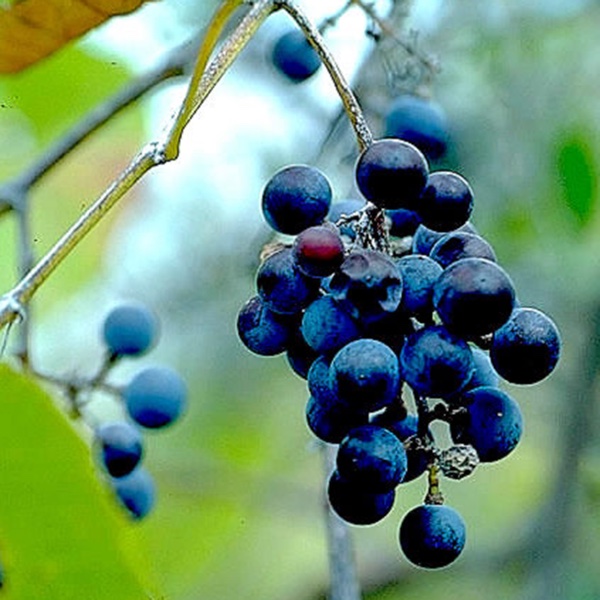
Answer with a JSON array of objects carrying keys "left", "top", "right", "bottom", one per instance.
[
  {"left": 328, "top": 249, "right": 402, "bottom": 323},
  {"left": 328, "top": 470, "right": 395, "bottom": 526},
  {"left": 237, "top": 295, "right": 296, "bottom": 356},
  {"left": 417, "top": 171, "right": 474, "bottom": 232},
  {"left": 301, "top": 295, "right": 362, "bottom": 355},
  {"left": 395, "top": 254, "right": 443, "bottom": 320},
  {"left": 383, "top": 95, "right": 449, "bottom": 161},
  {"left": 95, "top": 421, "right": 143, "bottom": 478},
  {"left": 306, "top": 392, "right": 369, "bottom": 444},
  {"left": 400, "top": 325, "right": 474, "bottom": 398},
  {"left": 286, "top": 330, "right": 319, "bottom": 379},
  {"left": 490, "top": 307, "right": 561, "bottom": 384},
  {"left": 336, "top": 425, "right": 407, "bottom": 491},
  {"left": 102, "top": 303, "right": 158, "bottom": 357},
  {"left": 433, "top": 257, "right": 516, "bottom": 338},
  {"left": 271, "top": 29, "right": 321, "bottom": 82},
  {"left": 330, "top": 338, "right": 400, "bottom": 411},
  {"left": 111, "top": 467, "right": 155, "bottom": 520},
  {"left": 386, "top": 208, "right": 422, "bottom": 238},
  {"left": 399, "top": 504, "right": 466, "bottom": 569},
  {"left": 256, "top": 247, "right": 321, "bottom": 315},
  {"left": 450, "top": 386, "right": 523, "bottom": 462},
  {"left": 261, "top": 165, "right": 332, "bottom": 234},
  {"left": 355, "top": 139, "right": 429, "bottom": 210},
  {"left": 293, "top": 224, "right": 345, "bottom": 278},
  {"left": 124, "top": 366, "right": 187, "bottom": 429},
  {"left": 429, "top": 231, "right": 496, "bottom": 268}
]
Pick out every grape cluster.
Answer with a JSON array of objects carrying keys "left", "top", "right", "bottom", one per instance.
[
  {"left": 94, "top": 303, "right": 187, "bottom": 520},
  {"left": 237, "top": 137, "right": 561, "bottom": 569}
]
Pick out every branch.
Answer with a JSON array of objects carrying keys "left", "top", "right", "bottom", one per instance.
[
  {"left": 321, "top": 444, "right": 361, "bottom": 600},
  {"left": 0, "top": 37, "right": 196, "bottom": 215}
]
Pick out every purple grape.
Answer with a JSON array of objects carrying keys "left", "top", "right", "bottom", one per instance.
[{"left": 271, "top": 29, "right": 321, "bottom": 82}]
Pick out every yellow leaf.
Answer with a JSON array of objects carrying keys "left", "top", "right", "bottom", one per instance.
[{"left": 0, "top": 0, "right": 152, "bottom": 73}]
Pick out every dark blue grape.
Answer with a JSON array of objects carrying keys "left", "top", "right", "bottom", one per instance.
[
  {"left": 285, "top": 330, "right": 319, "bottom": 379},
  {"left": 301, "top": 295, "right": 361, "bottom": 355},
  {"left": 386, "top": 208, "right": 422, "bottom": 238},
  {"left": 111, "top": 467, "right": 155, "bottom": 520},
  {"left": 330, "top": 338, "right": 400, "bottom": 411},
  {"left": 417, "top": 171, "right": 474, "bottom": 232},
  {"left": 355, "top": 139, "right": 429, "bottom": 210},
  {"left": 271, "top": 29, "right": 321, "bottom": 82},
  {"left": 307, "top": 354, "right": 333, "bottom": 401},
  {"left": 237, "top": 295, "right": 296, "bottom": 356},
  {"left": 327, "top": 470, "right": 395, "bottom": 525},
  {"left": 400, "top": 325, "right": 474, "bottom": 398},
  {"left": 262, "top": 165, "right": 332, "bottom": 234},
  {"left": 336, "top": 424, "right": 407, "bottom": 491},
  {"left": 96, "top": 421, "right": 143, "bottom": 478},
  {"left": 396, "top": 254, "right": 443, "bottom": 320},
  {"left": 464, "top": 347, "right": 500, "bottom": 391},
  {"left": 450, "top": 386, "right": 523, "bottom": 462},
  {"left": 429, "top": 231, "right": 496, "bottom": 268},
  {"left": 306, "top": 393, "right": 369, "bottom": 444},
  {"left": 102, "top": 303, "right": 158, "bottom": 357},
  {"left": 490, "top": 307, "right": 561, "bottom": 384},
  {"left": 433, "top": 258, "right": 516, "bottom": 338},
  {"left": 124, "top": 366, "right": 187, "bottom": 429},
  {"left": 328, "top": 249, "right": 402, "bottom": 323},
  {"left": 384, "top": 95, "right": 449, "bottom": 161},
  {"left": 256, "top": 247, "right": 320, "bottom": 315},
  {"left": 399, "top": 504, "right": 466, "bottom": 568}
]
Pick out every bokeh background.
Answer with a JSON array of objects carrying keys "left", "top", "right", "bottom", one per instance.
[{"left": 1, "top": 0, "right": 599, "bottom": 599}]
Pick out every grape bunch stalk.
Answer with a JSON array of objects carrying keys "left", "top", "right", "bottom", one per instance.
[{"left": 237, "top": 137, "right": 561, "bottom": 569}]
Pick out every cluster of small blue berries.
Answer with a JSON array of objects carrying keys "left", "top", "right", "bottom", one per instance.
[
  {"left": 237, "top": 136, "right": 561, "bottom": 569},
  {"left": 95, "top": 303, "right": 187, "bottom": 520}
]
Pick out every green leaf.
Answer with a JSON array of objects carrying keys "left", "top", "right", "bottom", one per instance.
[
  {"left": 556, "top": 133, "right": 598, "bottom": 228},
  {"left": 0, "top": 364, "right": 153, "bottom": 600}
]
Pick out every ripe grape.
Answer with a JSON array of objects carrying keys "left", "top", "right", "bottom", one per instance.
[
  {"left": 237, "top": 295, "right": 296, "bottom": 356},
  {"left": 271, "top": 29, "right": 321, "bottom": 82},
  {"left": 328, "top": 249, "right": 402, "bottom": 323},
  {"left": 417, "top": 171, "right": 474, "bottom": 232},
  {"left": 400, "top": 325, "right": 474, "bottom": 398},
  {"left": 336, "top": 424, "right": 407, "bottom": 491},
  {"left": 95, "top": 421, "right": 143, "bottom": 478},
  {"left": 399, "top": 504, "right": 466, "bottom": 568},
  {"left": 327, "top": 470, "right": 395, "bottom": 525},
  {"left": 262, "top": 165, "right": 332, "bottom": 234},
  {"left": 395, "top": 254, "right": 443, "bottom": 320},
  {"left": 330, "top": 338, "right": 400, "bottom": 411},
  {"left": 433, "top": 257, "right": 516, "bottom": 338},
  {"left": 384, "top": 95, "right": 449, "bottom": 161},
  {"left": 450, "top": 386, "right": 523, "bottom": 462},
  {"left": 386, "top": 207, "right": 422, "bottom": 238},
  {"left": 490, "top": 307, "right": 561, "bottom": 384},
  {"left": 429, "top": 231, "right": 496, "bottom": 268},
  {"left": 124, "top": 366, "right": 187, "bottom": 429},
  {"left": 256, "top": 247, "right": 320, "bottom": 315},
  {"left": 355, "top": 139, "right": 429, "bottom": 210}
]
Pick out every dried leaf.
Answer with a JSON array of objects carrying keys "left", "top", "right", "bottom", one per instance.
[{"left": 0, "top": 0, "right": 151, "bottom": 73}]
